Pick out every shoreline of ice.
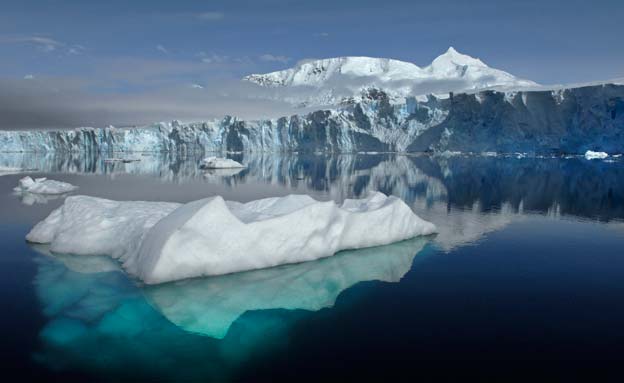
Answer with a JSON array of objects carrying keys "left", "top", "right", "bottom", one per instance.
[{"left": 26, "top": 192, "right": 436, "bottom": 284}]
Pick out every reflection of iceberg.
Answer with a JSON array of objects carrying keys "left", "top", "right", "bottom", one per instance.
[
  {"left": 145, "top": 237, "right": 429, "bottom": 338},
  {"left": 16, "top": 191, "right": 68, "bottom": 205},
  {"left": 202, "top": 167, "right": 244, "bottom": 178}
]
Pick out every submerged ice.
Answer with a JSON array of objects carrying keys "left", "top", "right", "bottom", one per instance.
[{"left": 26, "top": 192, "right": 436, "bottom": 284}]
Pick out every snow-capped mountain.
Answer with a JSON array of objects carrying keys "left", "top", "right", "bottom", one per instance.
[{"left": 243, "top": 47, "right": 538, "bottom": 107}]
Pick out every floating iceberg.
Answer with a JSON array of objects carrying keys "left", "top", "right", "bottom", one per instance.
[
  {"left": 14, "top": 176, "right": 77, "bottom": 194},
  {"left": 26, "top": 192, "right": 436, "bottom": 284},
  {"left": 200, "top": 157, "right": 245, "bottom": 169},
  {"left": 584, "top": 150, "right": 609, "bottom": 160}
]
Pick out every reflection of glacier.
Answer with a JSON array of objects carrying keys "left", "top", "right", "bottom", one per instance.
[
  {"left": 144, "top": 238, "right": 428, "bottom": 338},
  {"left": 30, "top": 238, "right": 430, "bottom": 380},
  {"left": 6, "top": 150, "right": 624, "bottom": 221}
]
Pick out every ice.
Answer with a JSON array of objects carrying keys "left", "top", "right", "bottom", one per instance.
[
  {"left": 26, "top": 192, "right": 436, "bottom": 284},
  {"left": 145, "top": 237, "right": 428, "bottom": 338},
  {"left": 585, "top": 150, "right": 609, "bottom": 160},
  {"left": 0, "top": 83, "right": 622, "bottom": 155},
  {"left": 200, "top": 156, "right": 245, "bottom": 169},
  {"left": 14, "top": 176, "right": 78, "bottom": 194}
]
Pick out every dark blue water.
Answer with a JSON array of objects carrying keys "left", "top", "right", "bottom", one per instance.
[{"left": 1, "top": 153, "right": 624, "bottom": 381}]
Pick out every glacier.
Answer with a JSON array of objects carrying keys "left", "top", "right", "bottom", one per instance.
[
  {"left": 1, "top": 84, "right": 622, "bottom": 155},
  {"left": 26, "top": 192, "right": 436, "bottom": 284}
]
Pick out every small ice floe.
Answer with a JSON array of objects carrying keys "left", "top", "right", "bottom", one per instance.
[
  {"left": 481, "top": 151, "right": 498, "bottom": 157},
  {"left": 199, "top": 156, "right": 245, "bottom": 169},
  {"left": 14, "top": 176, "right": 77, "bottom": 195},
  {"left": 26, "top": 192, "right": 436, "bottom": 284},
  {"left": 584, "top": 150, "right": 609, "bottom": 160}
]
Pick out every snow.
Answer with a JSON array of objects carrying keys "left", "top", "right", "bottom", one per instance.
[
  {"left": 26, "top": 192, "right": 436, "bottom": 284},
  {"left": 199, "top": 157, "right": 245, "bottom": 169},
  {"left": 584, "top": 150, "right": 609, "bottom": 160},
  {"left": 243, "top": 47, "right": 538, "bottom": 106},
  {"left": 14, "top": 176, "right": 78, "bottom": 194}
]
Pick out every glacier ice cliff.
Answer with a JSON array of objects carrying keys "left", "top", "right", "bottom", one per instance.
[{"left": 1, "top": 84, "right": 623, "bottom": 155}]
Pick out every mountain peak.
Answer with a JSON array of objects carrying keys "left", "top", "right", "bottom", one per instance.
[
  {"left": 243, "top": 48, "right": 538, "bottom": 107},
  {"left": 429, "top": 47, "right": 487, "bottom": 71}
]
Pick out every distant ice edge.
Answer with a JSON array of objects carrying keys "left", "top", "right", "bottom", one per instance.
[
  {"left": 2, "top": 84, "right": 623, "bottom": 155},
  {"left": 26, "top": 192, "right": 436, "bottom": 284}
]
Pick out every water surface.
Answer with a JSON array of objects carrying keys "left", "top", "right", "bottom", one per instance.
[{"left": 1, "top": 153, "right": 624, "bottom": 381}]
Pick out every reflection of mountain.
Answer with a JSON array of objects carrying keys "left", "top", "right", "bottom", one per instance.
[
  {"left": 145, "top": 238, "right": 428, "bottom": 338},
  {"left": 30, "top": 238, "right": 430, "bottom": 379}
]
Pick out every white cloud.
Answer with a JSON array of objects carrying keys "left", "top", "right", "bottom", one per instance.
[
  {"left": 313, "top": 32, "right": 330, "bottom": 38},
  {"left": 200, "top": 54, "right": 229, "bottom": 64},
  {"left": 0, "top": 35, "right": 83, "bottom": 55},
  {"left": 197, "top": 12, "right": 225, "bottom": 21},
  {"left": 23, "top": 74, "right": 35, "bottom": 80},
  {"left": 156, "top": 44, "right": 169, "bottom": 54},
  {"left": 259, "top": 54, "right": 291, "bottom": 64}
]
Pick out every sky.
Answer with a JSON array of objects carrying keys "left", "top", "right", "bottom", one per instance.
[{"left": 1, "top": 0, "right": 623, "bottom": 129}]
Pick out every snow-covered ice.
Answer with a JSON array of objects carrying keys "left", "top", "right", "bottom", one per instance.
[
  {"left": 584, "top": 150, "right": 609, "bottom": 160},
  {"left": 26, "top": 192, "right": 436, "bottom": 284},
  {"left": 199, "top": 157, "right": 245, "bottom": 169},
  {"left": 14, "top": 176, "right": 77, "bottom": 194}
]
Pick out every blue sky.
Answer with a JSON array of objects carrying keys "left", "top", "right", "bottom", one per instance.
[
  {"left": 1, "top": 0, "right": 623, "bottom": 83},
  {"left": 0, "top": 0, "right": 622, "bottom": 128}
]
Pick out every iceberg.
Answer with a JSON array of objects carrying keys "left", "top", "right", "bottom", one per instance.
[
  {"left": 26, "top": 192, "right": 436, "bottom": 284},
  {"left": 584, "top": 150, "right": 609, "bottom": 160},
  {"left": 200, "top": 156, "right": 245, "bottom": 169},
  {"left": 14, "top": 176, "right": 77, "bottom": 194}
]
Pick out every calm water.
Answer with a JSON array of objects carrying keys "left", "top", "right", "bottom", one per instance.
[{"left": 1, "top": 153, "right": 624, "bottom": 381}]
